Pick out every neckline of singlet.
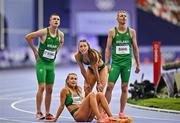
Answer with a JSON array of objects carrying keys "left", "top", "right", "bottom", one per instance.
[
  {"left": 80, "top": 49, "right": 101, "bottom": 65},
  {"left": 47, "top": 27, "right": 58, "bottom": 39},
  {"left": 115, "top": 27, "right": 129, "bottom": 35}
]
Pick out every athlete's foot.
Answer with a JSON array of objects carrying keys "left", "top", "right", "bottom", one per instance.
[
  {"left": 45, "top": 113, "right": 54, "bottom": 120},
  {"left": 36, "top": 112, "right": 45, "bottom": 120},
  {"left": 108, "top": 116, "right": 117, "bottom": 121},
  {"left": 100, "top": 112, "right": 108, "bottom": 118},
  {"left": 119, "top": 112, "right": 125, "bottom": 118},
  {"left": 97, "top": 117, "right": 109, "bottom": 123}
]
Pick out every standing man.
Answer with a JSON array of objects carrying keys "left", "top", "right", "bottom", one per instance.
[
  {"left": 105, "top": 10, "right": 140, "bottom": 118},
  {"left": 25, "top": 13, "right": 64, "bottom": 120}
]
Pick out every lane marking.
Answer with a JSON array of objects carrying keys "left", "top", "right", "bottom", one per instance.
[
  {"left": 11, "top": 98, "right": 35, "bottom": 114},
  {"left": 10, "top": 97, "right": 180, "bottom": 122},
  {"left": 11, "top": 97, "right": 72, "bottom": 119},
  {"left": 127, "top": 103, "right": 180, "bottom": 114}
]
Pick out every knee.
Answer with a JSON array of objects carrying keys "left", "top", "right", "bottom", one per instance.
[
  {"left": 38, "top": 86, "right": 45, "bottom": 93},
  {"left": 89, "top": 92, "right": 96, "bottom": 98},
  {"left": 46, "top": 88, "right": 53, "bottom": 94},
  {"left": 84, "top": 88, "right": 91, "bottom": 95},
  {"left": 121, "top": 86, "right": 128, "bottom": 93},
  {"left": 106, "top": 85, "right": 114, "bottom": 92},
  {"left": 96, "top": 92, "right": 104, "bottom": 97}
]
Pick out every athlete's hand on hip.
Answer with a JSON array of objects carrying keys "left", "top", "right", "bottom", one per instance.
[{"left": 33, "top": 50, "right": 39, "bottom": 61}]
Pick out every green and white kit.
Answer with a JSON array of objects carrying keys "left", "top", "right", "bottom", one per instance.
[
  {"left": 36, "top": 28, "right": 59, "bottom": 84},
  {"left": 108, "top": 27, "right": 132, "bottom": 83}
]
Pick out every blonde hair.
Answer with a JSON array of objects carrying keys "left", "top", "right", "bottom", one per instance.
[
  {"left": 78, "top": 40, "right": 101, "bottom": 65},
  {"left": 65, "top": 73, "right": 82, "bottom": 96},
  {"left": 117, "top": 10, "right": 127, "bottom": 15}
]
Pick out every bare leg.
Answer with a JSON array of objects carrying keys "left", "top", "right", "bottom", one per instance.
[
  {"left": 105, "top": 82, "right": 115, "bottom": 104},
  {"left": 98, "top": 67, "right": 107, "bottom": 92},
  {"left": 96, "top": 92, "right": 113, "bottom": 117},
  {"left": 84, "top": 69, "right": 96, "bottom": 97},
  {"left": 45, "top": 84, "right": 53, "bottom": 115},
  {"left": 74, "top": 92, "right": 102, "bottom": 122},
  {"left": 36, "top": 84, "right": 45, "bottom": 113},
  {"left": 120, "top": 83, "right": 128, "bottom": 113}
]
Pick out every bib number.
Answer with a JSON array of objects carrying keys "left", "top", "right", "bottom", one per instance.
[
  {"left": 72, "top": 96, "right": 82, "bottom": 105},
  {"left": 116, "top": 45, "right": 130, "bottom": 54},
  {"left": 43, "top": 49, "right": 56, "bottom": 59}
]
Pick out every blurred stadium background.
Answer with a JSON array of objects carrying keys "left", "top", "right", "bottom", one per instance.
[{"left": 0, "top": 0, "right": 179, "bottom": 69}]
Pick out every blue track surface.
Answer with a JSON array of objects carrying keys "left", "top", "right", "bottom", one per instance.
[{"left": 0, "top": 64, "right": 180, "bottom": 123}]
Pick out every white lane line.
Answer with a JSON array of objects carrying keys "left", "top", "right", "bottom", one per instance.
[
  {"left": 11, "top": 98, "right": 35, "bottom": 114},
  {"left": 11, "top": 97, "right": 72, "bottom": 119},
  {"left": 127, "top": 103, "right": 180, "bottom": 114},
  {"left": 11, "top": 97, "right": 180, "bottom": 122}
]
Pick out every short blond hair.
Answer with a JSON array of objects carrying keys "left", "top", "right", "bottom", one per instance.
[{"left": 117, "top": 10, "right": 127, "bottom": 16}]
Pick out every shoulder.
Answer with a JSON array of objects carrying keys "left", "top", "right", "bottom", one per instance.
[
  {"left": 25, "top": 28, "right": 47, "bottom": 38},
  {"left": 74, "top": 52, "right": 80, "bottom": 60},
  {"left": 92, "top": 49, "right": 99, "bottom": 55},
  {"left": 128, "top": 27, "right": 136, "bottom": 37},
  {"left": 60, "top": 88, "right": 68, "bottom": 95},
  {"left": 37, "top": 28, "right": 48, "bottom": 35},
  {"left": 109, "top": 27, "right": 115, "bottom": 33},
  {"left": 129, "top": 27, "right": 136, "bottom": 34},
  {"left": 91, "top": 49, "right": 100, "bottom": 60},
  {"left": 108, "top": 27, "right": 115, "bottom": 36},
  {"left": 58, "top": 30, "right": 64, "bottom": 37},
  {"left": 35, "top": 28, "right": 47, "bottom": 36}
]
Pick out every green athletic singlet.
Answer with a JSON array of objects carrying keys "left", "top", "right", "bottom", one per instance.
[
  {"left": 65, "top": 91, "right": 81, "bottom": 116},
  {"left": 108, "top": 27, "right": 132, "bottom": 83},
  {"left": 36, "top": 28, "right": 59, "bottom": 84}
]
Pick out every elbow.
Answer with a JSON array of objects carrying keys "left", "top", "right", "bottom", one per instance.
[
  {"left": 25, "top": 34, "right": 29, "bottom": 40},
  {"left": 25, "top": 34, "right": 32, "bottom": 41},
  {"left": 133, "top": 47, "right": 139, "bottom": 54}
]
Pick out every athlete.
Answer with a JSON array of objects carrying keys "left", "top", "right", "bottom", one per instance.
[
  {"left": 25, "top": 13, "right": 64, "bottom": 120},
  {"left": 49, "top": 73, "right": 115, "bottom": 122},
  {"left": 74, "top": 40, "right": 107, "bottom": 96},
  {"left": 105, "top": 10, "right": 140, "bottom": 118}
]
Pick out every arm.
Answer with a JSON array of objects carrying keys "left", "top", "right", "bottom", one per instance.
[
  {"left": 92, "top": 62, "right": 102, "bottom": 92},
  {"left": 53, "top": 88, "right": 67, "bottom": 122},
  {"left": 91, "top": 51, "right": 101, "bottom": 83},
  {"left": 74, "top": 53, "right": 90, "bottom": 84},
  {"left": 25, "top": 28, "right": 47, "bottom": 60},
  {"left": 57, "top": 31, "right": 64, "bottom": 52},
  {"left": 130, "top": 28, "right": 140, "bottom": 73},
  {"left": 105, "top": 28, "right": 114, "bottom": 72}
]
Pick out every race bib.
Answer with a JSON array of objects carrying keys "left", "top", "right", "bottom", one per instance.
[
  {"left": 72, "top": 96, "right": 82, "bottom": 105},
  {"left": 116, "top": 45, "right": 130, "bottom": 54},
  {"left": 43, "top": 49, "right": 56, "bottom": 59}
]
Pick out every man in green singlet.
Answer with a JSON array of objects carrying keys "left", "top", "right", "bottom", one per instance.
[
  {"left": 105, "top": 10, "right": 140, "bottom": 118},
  {"left": 25, "top": 13, "right": 64, "bottom": 120}
]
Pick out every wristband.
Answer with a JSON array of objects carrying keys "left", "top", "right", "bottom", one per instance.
[{"left": 97, "top": 81, "right": 100, "bottom": 84}]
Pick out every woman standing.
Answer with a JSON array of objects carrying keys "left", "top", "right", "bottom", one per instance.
[{"left": 74, "top": 40, "right": 107, "bottom": 96}]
